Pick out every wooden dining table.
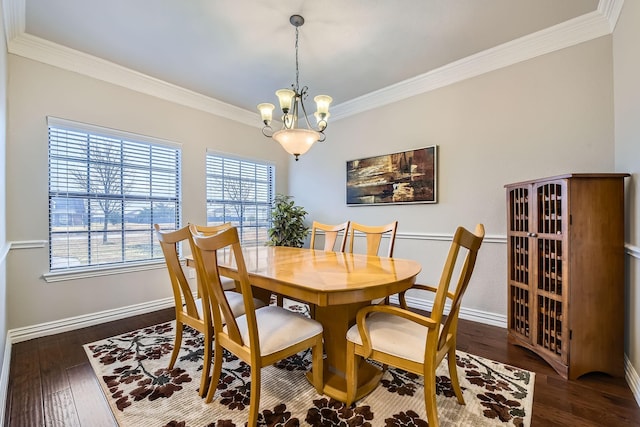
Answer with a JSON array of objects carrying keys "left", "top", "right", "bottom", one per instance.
[{"left": 188, "top": 245, "right": 422, "bottom": 403}]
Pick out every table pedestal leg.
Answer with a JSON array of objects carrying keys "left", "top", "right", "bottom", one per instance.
[{"left": 307, "top": 303, "right": 384, "bottom": 403}]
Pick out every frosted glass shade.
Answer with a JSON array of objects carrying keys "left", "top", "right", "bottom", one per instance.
[
  {"left": 272, "top": 128, "right": 321, "bottom": 156},
  {"left": 314, "top": 95, "right": 333, "bottom": 115},
  {"left": 257, "top": 103, "right": 275, "bottom": 123},
  {"left": 276, "top": 89, "right": 295, "bottom": 112}
]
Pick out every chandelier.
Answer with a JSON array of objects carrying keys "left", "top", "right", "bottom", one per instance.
[{"left": 257, "top": 15, "right": 332, "bottom": 161}]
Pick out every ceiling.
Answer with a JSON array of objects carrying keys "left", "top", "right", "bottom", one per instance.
[{"left": 4, "top": 0, "right": 620, "bottom": 125}]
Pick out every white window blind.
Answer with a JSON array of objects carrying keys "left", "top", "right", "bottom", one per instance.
[
  {"left": 48, "top": 118, "right": 181, "bottom": 271},
  {"left": 206, "top": 153, "right": 274, "bottom": 247}
]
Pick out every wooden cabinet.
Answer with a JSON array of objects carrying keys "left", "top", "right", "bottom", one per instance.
[{"left": 505, "top": 173, "right": 628, "bottom": 380}]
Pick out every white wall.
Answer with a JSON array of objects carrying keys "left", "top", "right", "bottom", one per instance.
[
  {"left": 613, "top": 0, "right": 640, "bottom": 398},
  {"left": 290, "top": 36, "right": 615, "bottom": 320},
  {"left": 0, "top": 0, "right": 9, "bottom": 383},
  {"left": 5, "top": 55, "right": 291, "bottom": 329}
]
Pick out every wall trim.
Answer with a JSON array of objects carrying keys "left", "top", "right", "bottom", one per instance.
[
  {"left": 0, "top": 333, "right": 12, "bottom": 426},
  {"left": 626, "top": 243, "right": 640, "bottom": 259},
  {"left": 2, "top": 0, "right": 622, "bottom": 126},
  {"left": 0, "top": 242, "right": 9, "bottom": 264},
  {"left": 332, "top": 9, "right": 614, "bottom": 121},
  {"left": 625, "top": 355, "right": 640, "bottom": 407},
  {"left": 9, "top": 239, "right": 46, "bottom": 250},
  {"left": 5, "top": 32, "right": 259, "bottom": 128},
  {"left": 343, "top": 230, "right": 505, "bottom": 245},
  {"left": 396, "top": 231, "right": 505, "bottom": 245},
  {"left": 8, "top": 296, "right": 174, "bottom": 344},
  {"left": 396, "top": 294, "right": 508, "bottom": 329}
]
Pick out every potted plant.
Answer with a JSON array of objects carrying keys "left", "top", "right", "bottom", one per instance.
[{"left": 267, "top": 194, "right": 309, "bottom": 247}]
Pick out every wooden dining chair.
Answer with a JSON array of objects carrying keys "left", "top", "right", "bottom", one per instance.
[
  {"left": 347, "top": 221, "right": 398, "bottom": 257},
  {"left": 310, "top": 220, "right": 350, "bottom": 252},
  {"left": 189, "top": 222, "right": 235, "bottom": 291},
  {"left": 345, "top": 224, "right": 484, "bottom": 427},
  {"left": 190, "top": 222, "right": 232, "bottom": 234},
  {"left": 155, "top": 224, "right": 264, "bottom": 397},
  {"left": 188, "top": 223, "right": 267, "bottom": 311},
  {"left": 191, "top": 227, "right": 324, "bottom": 425},
  {"left": 348, "top": 221, "right": 398, "bottom": 303},
  {"left": 154, "top": 224, "right": 215, "bottom": 397}
]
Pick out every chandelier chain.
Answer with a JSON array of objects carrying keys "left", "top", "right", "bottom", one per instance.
[{"left": 294, "top": 26, "right": 300, "bottom": 93}]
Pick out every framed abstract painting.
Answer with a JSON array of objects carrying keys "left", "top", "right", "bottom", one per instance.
[{"left": 346, "top": 146, "right": 437, "bottom": 205}]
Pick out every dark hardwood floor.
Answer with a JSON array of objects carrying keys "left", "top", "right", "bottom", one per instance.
[{"left": 4, "top": 308, "right": 640, "bottom": 426}]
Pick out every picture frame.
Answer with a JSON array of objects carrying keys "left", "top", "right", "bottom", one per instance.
[{"left": 346, "top": 145, "right": 437, "bottom": 205}]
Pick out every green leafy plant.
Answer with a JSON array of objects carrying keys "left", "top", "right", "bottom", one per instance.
[{"left": 267, "top": 194, "right": 309, "bottom": 247}]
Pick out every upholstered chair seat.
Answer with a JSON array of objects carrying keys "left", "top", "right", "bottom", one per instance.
[
  {"left": 346, "top": 311, "right": 443, "bottom": 363},
  {"left": 227, "top": 305, "right": 323, "bottom": 355}
]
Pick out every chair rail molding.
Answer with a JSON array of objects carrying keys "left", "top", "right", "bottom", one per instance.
[
  {"left": 626, "top": 243, "right": 640, "bottom": 259},
  {"left": 0, "top": 241, "right": 10, "bottom": 264},
  {"left": 9, "top": 239, "right": 46, "bottom": 250},
  {"left": 334, "top": 230, "right": 506, "bottom": 245},
  {"left": 396, "top": 231, "right": 505, "bottom": 244}
]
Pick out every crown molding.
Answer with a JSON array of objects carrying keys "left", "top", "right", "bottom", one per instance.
[
  {"left": 5, "top": 32, "right": 260, "bottom": 127},
  {"left": 2, "top": 0, "right": 624, "bottom": 125},
  {"left": 598, "top": 0, "right": 626, "bottom": 32},
  {"left": 1, "top": 0, "right": 24, "bottom": 41},
  {"left": 331, "top": 7, "right": 616, "bottom": 120}
]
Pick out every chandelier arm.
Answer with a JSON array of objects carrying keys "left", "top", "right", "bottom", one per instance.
[
  {"left": 261, "top": 126, "right": 274, "bottom": 138},
  {"left": 298, "top": 87, "right": 314, "bottom": 130}
]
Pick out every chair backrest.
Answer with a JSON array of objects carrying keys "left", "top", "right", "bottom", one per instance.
[
  {"left": 348, "top": 221, "right": 398, "bottom": 257},
  {"left": 432, "top": 224, "right": 485, "bottom": 350},
  {"left": 154, "top": 224, "right": 204, "bottom": 321},
  {"left": 309, "top": 221, "right": 350, "bottom": 252},
  {"left": 190, "top": 227, "right": 260, "bottom": 349},
  {"left": 189, "top": 222, "right": 232, "bottom": 236}
]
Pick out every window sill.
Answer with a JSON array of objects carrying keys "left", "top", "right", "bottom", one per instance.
[{"left": 42, "top": 260, "right": 167, "bottom": 283}]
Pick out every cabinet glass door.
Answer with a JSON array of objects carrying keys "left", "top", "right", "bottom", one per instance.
[
  {"left": 534, "top": 181, "right": 567, "bottom": 362},
  {"left": 507, "top": 186, "right": 531, "bottom": 340}
]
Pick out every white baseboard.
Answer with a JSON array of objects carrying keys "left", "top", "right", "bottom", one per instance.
[
  {"left": 8, "top": 296, "right": 175, "bottom": 344},
  {"left": 625, "top": 355, "right": 640, "bottom": 407},
  {"left": 0, "top": 296, "right": 175, "bottom": 424},
  {"left": 0, "top": 333, "right": 12, "bottom": 426},
  {"left": 392, "top": 294, "right": 508, "bottom": 328}
]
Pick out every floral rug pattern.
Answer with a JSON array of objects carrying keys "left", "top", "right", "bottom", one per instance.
[{"left": 84, "top": 319, "right": 534, "bottom": 426}]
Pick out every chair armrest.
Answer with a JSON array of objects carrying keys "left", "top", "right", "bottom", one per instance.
[
  {"left": 399, "top": 284, "right": 455, "bottom": 309},
  {"left": 355, "top": 304, "right": 438, "bottom": 357}
]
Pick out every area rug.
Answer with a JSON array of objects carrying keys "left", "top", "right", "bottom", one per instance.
[{"left": 84, "top": 316, "right": 534, "bottom": 426}]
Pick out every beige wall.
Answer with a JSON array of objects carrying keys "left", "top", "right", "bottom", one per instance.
[
  {"left": 613, "top": 0, "right": 640, "bottom": 392},
  {"left": 5, "top": 55, "right": 291, "bottom": 329},
  {"left": 290, "top": 36, "right": 616, "bottom": 319}
]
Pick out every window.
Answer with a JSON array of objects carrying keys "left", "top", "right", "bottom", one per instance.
[
  {"left": 206, "top": 152, "right": 274, "bottom": 247},
  {"left": 48, "top": 117, "right": 181, "bottom": 271}
]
